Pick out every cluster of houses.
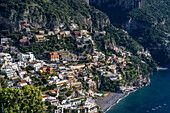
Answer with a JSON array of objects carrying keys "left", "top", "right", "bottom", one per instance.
[
  {"left": 0, "top": 45, "right": 137, "bottom": 112},
  {"left": 17, "top": 22, "right": 93, "bottom": 47},
  {"left": 0, "top": 50, "right": 100, "bottom": 112},
  {"left": 0, "top": 22, "right": 152, "bottom": 113}
]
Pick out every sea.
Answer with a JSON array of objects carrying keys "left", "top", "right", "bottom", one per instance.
[{"left": 107, "top": 69, "right": 170, "bottom": 113}]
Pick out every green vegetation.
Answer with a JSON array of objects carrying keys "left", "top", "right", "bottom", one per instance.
[
  {"left": 129, "top": 0, "right": 170, "bottom": 30},
  {"left": 58, "top": 95, "right": 63, "bottom": 101},
  {"left": 91, "top": 0, "right": 170, "bottom": 66},
  {"left": 104, "top": 25, "right": 143, "bottom": 54},
  {"left": 0, "top": 77, "right": 7, "bottom": 89},
  {"left": 94, "top": 25, "right": 157, "bottom": 68},
  {"left": 0, "top": 86, "right": 45, "bottom": 113},
  {"left": 19, "top": 36, "right": 93, "bottom": 59},
  {"left": 42, "top": 84, "right": 56, "bottom": 91},
  {"left": 65, "top": 90, "right": 73, "bottom": 97},
  {"left": 128, "top": 0, "right": 170, "bottom": 66},
  {"left": 0, "top": 0, "right": 108, "bottom": 31},
  {"left": 99, "top": 76, "right": 119, "bottom": 92}
]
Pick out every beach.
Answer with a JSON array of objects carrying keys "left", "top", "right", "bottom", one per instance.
[
  {"left": 95, "top": 90, "right": 137, "bottom": 113},
  {"left": 95, "top": 92, "right": 124, "bottom": 112}
]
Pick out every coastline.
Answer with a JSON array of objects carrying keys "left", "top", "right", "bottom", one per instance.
[
  {"left": 96, "top": 90, "right": 137, "bottom": 113},
  {"left": 105, "top": 90, "right": 137, "bottom": 113}
]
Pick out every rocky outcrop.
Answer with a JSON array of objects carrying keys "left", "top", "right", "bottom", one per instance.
[
  {"left": 124, "top": 18, "right": 149, "bottom": 33},
  {"left": 133, "top": 75, "right": 151, "bottom": 87},
  {"left": 104, "top": 38, "right": 116, "bottom": 50},
  {"left": 0, "top": 1, "right": 110, "bottom": 31},
  {"left": 88, "top": 0, "right": 144, "bottom": 28}
]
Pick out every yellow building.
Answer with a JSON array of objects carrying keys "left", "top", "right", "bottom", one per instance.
[
  {"left": 86, "top": 54, "right": 92, "bottom": 60},
  {"left": 86, "top": 35, "right": 92, "bottom": 40},
  {"left": 59, "top": 31, "right": 66, "bottom": 37},
  {"left": 56, "top": 80, "right": 68, "bottom": 86}
]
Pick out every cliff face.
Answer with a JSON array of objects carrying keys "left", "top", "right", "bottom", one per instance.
[
  {"left": 89, "top": 0, "right": 143, "bottom": 9},
  {"left": 88, "top": 0, "right": 144, "bottom": 28},
  {"left": 129, "top": 75, "right": 151, "bottom": 87},
  {"left": 0, "top": 0, "right": 110, "bottom": 31}
]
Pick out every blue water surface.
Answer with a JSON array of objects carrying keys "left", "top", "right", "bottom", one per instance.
[{"left": 107, "top": 69, "right": 170, "bottom": 113}]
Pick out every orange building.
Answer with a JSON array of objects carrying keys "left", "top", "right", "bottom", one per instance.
[
  {"left": 74, "top": 31, "right": 81, "bottom": 37},
  {"left": 48, "top": 52, "right": 59, "bottom": 62},
  {"left": 35, "top": 35, "right": 46, "bottom": 42},
  {"left": 40, "top": 66, "right": 54, "bottom": 74}
]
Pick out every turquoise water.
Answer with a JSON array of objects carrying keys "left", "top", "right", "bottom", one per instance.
[{"left": 107, "top": 69, "right": 170, "bottom": 113}]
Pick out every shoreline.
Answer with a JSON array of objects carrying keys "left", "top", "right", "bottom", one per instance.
[
  {"left": 104, "top": 90, "right": 137, "bottom": 113},
  {"left": 96, "top": 78, "right": 151, "bottom": 112},
  {"left": 95, "top": 89, "right": 138, "bottom": 113}
]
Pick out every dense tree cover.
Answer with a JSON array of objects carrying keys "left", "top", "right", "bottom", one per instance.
[
  {"left": 0, "top": 0, "right": 108, "bottom": 30},
  {"left": 0, "top": 77, "right": 7, "bottom": 89},
  {"left": 19, "top": 36, "right": 93, "bottom": 59},
  {"left": 104, "top": 25, "right": 143, "bottom": 54},
  {"left": 90, "top": 0, "right": 130, "bottom": 27},
  {"left": 128, "top": 0, "right": 170, "bottom": 66},
  {"left": 129, "top": 0, "right": 170, "bottom": 30},
  {"left": 130, "top": 27, "right": 170, "bottom": 66},
  {"left": 0, "top": 86, "right": 45, "bottom": 113},
  {"left": 91, "top": 0, "right": 170, "bottom": 66},
  {"left": 94, "top": 25, "right": 157, "bottom": 68},
  {"left": 99, "top": 76, "right": 119, "bottom": 92}
]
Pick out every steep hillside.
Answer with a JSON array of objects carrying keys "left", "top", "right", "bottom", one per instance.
[
  {"left": 89, "top": 0, "right": 143, "bottom": 27},
  {"left": 90, "top": 0, "right": 170, "bottom": 66},
  {"left": 0, "top": 0, "right": 110, "bottom": 32},
  {"left": 0, "top": 0, "right": 157, "bottom": 68},
  {"left": 127, "top": 0, "right": 170, "bottom": 66}
]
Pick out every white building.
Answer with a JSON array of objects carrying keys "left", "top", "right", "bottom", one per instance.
[
  {"left": 0, "top": 53, "right": 12, "bottom": 64},
  {"left": 1, "top": 38, "right": 11, "bottom": 45},
  {"left": 17, "top": 81, "right": 28, "bottom": 87},
  {"left": 29, "top": 62, "right": 43, "bottom": 71},
  {"left": 48, "top": 31, "right": 55, "bottom": 35},
  {"left": 19, "top": 71, "right": 27, "bottom": 79},
  {"left": 70, "top": 64, "right": 85, "bottom": 70},
  {"left": 69, "top": 24, "right": 79, "bottom": 30},
  {"left": 1, "top": 69, "right": 17, "bottom": 78},
  {"left": 76, "top": 36, "right": 83, "bottom": 42},
  {"left": 23, "top": 76, "right": 32, "bottom": 83},
  {"left": 83, "top": 98, "right": 98, "bottom": 113},
  {"left": 17, "top": 61, "right": 27, "bottom": 68},
  {"left": 9, "top": 62, "right": 19, "bottom": 71},
  {"left": 57, "top": 66, "right": 66, "bottom": 70},
  {"left": 50, "top": 76, "right": 58, "bottom": 81},
  {"left": 64, "top": 31, "right": 71, "bottom": 37},
  {"left": 17, "top": 52, "right": 36, "bottom": 62}
]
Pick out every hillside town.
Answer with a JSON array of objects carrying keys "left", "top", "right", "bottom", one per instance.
[{"left": 0, "top": 22, "right": 152, "bottom": 113}]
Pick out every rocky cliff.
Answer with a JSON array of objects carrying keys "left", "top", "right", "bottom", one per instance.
[
  {"left": 88, "top": 0, "right": 144, "bottom": 28},
  {"left": 0, "top": 0, "right": 110, "bottom": 31}
]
